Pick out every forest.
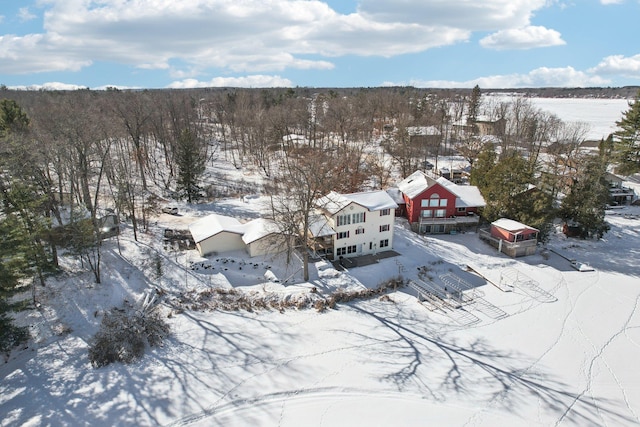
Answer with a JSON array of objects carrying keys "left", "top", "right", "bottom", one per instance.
[{"left": 1, "top": 85, "right": 639, "bottom": 354}]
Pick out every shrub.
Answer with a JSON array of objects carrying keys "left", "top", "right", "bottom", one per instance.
[{"left": 88, "top": 296, "right": 170, "bottom": 368}]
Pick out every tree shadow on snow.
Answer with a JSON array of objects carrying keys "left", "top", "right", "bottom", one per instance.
[{"left": 346, "top": 303, "right": 636, "bottom": 426}]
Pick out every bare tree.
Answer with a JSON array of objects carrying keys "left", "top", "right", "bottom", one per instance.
[{"left": 268, "top": 149, "right": 343, "bottom": 281}]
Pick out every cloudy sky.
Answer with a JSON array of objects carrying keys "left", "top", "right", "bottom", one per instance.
[{"left": 0, "top": 0, "right": 638, "bottom": 90}]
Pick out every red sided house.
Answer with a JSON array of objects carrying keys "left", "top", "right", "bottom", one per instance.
[
  {"left": 479, "top": 218, "right": 539, "bottom": 257},
  {"left": 397, "top": 170, "right": 485, "bottom": 234}
]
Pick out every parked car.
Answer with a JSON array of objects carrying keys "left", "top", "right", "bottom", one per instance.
[{"left": 162, "top": 206, "right": 179, "bottom": 215}]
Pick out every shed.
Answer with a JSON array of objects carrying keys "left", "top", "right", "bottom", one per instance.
[{"left": 189, "top": 214, "right": 246, "bottom": 256}]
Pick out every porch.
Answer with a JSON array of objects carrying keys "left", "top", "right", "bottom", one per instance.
[
  {"left": 478, "top": 229, "right": 538, "bottom": 257},
  {"left": 415, "top": 214, "right": 480, "bottom": 234}
]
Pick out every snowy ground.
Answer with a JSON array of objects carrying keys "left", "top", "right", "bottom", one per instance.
[
  {"left": 2, "top": 97, "right": 640, "bottom": 426},
  {"left": 2, "top": 190, "right": 640, "bottom": 426}
]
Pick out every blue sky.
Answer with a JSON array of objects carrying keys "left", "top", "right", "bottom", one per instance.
[{"left": 0, "top": 0, "right": 639, "bottom": 90}]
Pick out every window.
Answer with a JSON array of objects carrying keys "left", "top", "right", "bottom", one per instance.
[
  {"left": 421, "top": 199, "right": 429, "bottom": 208},
  {"left": 421, "top": 210, "right": 433, "bottom": 218},
  {"left": 337, "top": 231, "right": 349, "bottom": 239},
  {"left": 337, "top": 214, "right": 351, "bottom": 226},
  {"left": 435, "top": 209, "right": 446, "bottom": 218},
  {"left": 379, "top": 224, "right": 390, "bottom": 232},
  {"left": 355, "top": 227, "right": 365, "bottom": 235},
  {"left": 429, "top": 194, "right": 440, "bottom": 207},
  {"left": 352, "top": 212, "right": 366, "bottom": 224},
  {"left": 380, "top": 208, "right": 390, "bottom": 216},
  {"left": 379, "top": 239, "right": 389, "bottom": 248},
  {"left": 338, "top": 245, "right": 357, "bottom": 256},
  {"left": 457, "top": 207, "right": 466, "bottom": 213},
  {"left": 439, "top": 198, "right": 448, "bottom": 207}
]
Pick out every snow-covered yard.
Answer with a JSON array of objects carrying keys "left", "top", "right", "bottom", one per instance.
[
  {"left": 2, "top": 185, "right": 640, "bottom": 426},
  {"left": 2, "top": 96, "right": 640, "bottom": 427}
]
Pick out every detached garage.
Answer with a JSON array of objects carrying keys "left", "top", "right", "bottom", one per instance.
[
  {"left": 242, "top": 218, "right": 289, "bottom": 258},
  {"left": 188, "top": 214, "right": 246, "bottom": 256}
]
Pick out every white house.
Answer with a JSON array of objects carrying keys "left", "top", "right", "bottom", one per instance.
[
  {"left": 189, "top": 214, "right": 246, "bottom": 256},
  {"left": 312, "top": 190, "right": 398, "bottom": 260}
]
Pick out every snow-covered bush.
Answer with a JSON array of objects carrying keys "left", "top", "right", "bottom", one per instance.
[{"left": 88, "top": 294, "right": 170, "bottom": 368}]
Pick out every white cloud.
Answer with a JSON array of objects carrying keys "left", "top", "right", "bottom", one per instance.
[
  {"left": 600, "top": 0, "right": 624, "bottom": 4},
  {"left": 167, "top": 75, "right": 294, "bottom": 88},
  {"left": 480, "top": 26, "right": 565, "bottom": 50},
  {"left": 358, "top": 0, "right": 548, "bottom": 30},
  {"left": 18, "top": 7, "right": 36, "bottom": 22},
  {"left": 0, "top": 0, "right": 553, "bottom": 76},
  {"left": 589, "top": 54, "right": 640, "bottom": 77},
  {"left": 0, "top": 33, "right": 92, "bottom": 73},
  {"left": 389, "top": 66, "right": 610, "bottom": 88}
]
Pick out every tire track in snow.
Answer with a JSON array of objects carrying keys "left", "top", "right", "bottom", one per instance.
[
  {"left": 464, "top": 269, "right": 597, "bottom": 427},
  {"left": 164, "top": 331, "right": 393, "bottom": 427},
  {"left": 555, "top": 274, "right": 640, "bottom": 426}
]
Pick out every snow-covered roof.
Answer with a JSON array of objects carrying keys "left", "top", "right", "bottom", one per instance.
[
  {"left": 188, "top": 214, "right": 245, "bottom": 243},
  {"left": 436, "top": 177, "right": 486, "bottom": 208},
  {"left": 396, "top": 170, "right": 438, "bottom": 199},
  {"left": 386, "top": 187, "right": 406, "bottom": 205},
  {"left": 242, "top": 218, "right": 280, "bottom": 244},
  {"left": 492, "top": 218, "right": 539, "bottom": 233},
  {"left": 397, "top": 171, "right": 485, "bottom": 208},
  {"left": 309, "top": 214, "right": 335, "bottom": 238},
  {"left": 317, "top": 190, "right": 398, "bottom": 215}
]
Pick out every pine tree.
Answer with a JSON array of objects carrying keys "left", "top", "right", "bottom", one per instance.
[
  {"left": 175, "top": 129, "right": 206, "bottom": 203},
  {"left": 560, "top": 154, "right": 610, "bottom": 239},
  {"left": 469, "top": 142, "right": 497, "bottom": 189},
  {"left": 613, "top": 90, "right": 640, "bottom": 175},
  {"left": 0, "top": 215, "right": 30, "bottom": 353},
  {"left": 467, "top": 85, "right": 481, "bottom": 134},
  {"left": 478, "top": 151, "right": 533, "bottom": 222}
]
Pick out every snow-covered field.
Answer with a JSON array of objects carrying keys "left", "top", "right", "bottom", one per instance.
[{"left": 2, "top": 98, "right": 640, "bottom": 427}]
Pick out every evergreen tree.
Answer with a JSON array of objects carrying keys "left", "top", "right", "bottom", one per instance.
[
  {"left": 175, "top": 129, "right": 206, "bottom": 203},
  {"left": 560, "top": 154, "right": 610, "bottom": 239},
  {"left": 613, "top": 90, "right": 640, "bottom": 175},
  {"left": 477, "top": 151, "right": 533, "bottom": 222},
  {"left": 469, "top": 142, "right": 497, "bottom": 189},
  {"left": 0, "top": 215, "right": 30, "bottom": 353},
  {"left": 467, "top": 85, "right": 481, "bottom": 134}
]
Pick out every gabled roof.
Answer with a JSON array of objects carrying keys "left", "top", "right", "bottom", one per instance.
[
  {"left": 435, "top": 177, "right": 486, "bottom": 208},
  {"left": 188, "top": 214, "right": 245, "bottom": 243},
  {"left": 492, "top": 218, "right": 539, "bottom": 234},
  {"left": 396, "top": 170, "right": 439, "bottom": 199},
  {"left": 316, "top": 190, "right": 398, "bottom": 215},
  {"left": 242, "top": 218, "right": 280, "bottom": 244},
  {"left": 397, "top": 171, "right": 486, "bottom": 208}
]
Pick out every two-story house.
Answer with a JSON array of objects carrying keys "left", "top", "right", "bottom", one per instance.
[
  {"left": 311, "top": 190, "right": 398, "bottom": 260},
  {"left": 397, "top": 170, "right": 485, "bottom": 234}
]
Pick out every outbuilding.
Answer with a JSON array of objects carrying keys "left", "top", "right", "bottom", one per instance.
[{"left": 188, "top": 214, "right": 246, "bottom": 256}]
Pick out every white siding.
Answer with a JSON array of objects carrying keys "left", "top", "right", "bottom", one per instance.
[
  {"left": 196, "top": 232, "right": 245, "bottom": 256},
  {"left": 246, "top": 234, "right": 292, "bottom": 258},
  {"left": 332, "top": 203, "right": 396, "bottom": 259}
]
